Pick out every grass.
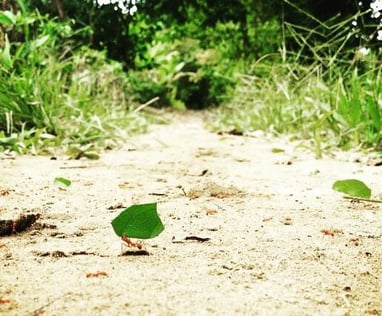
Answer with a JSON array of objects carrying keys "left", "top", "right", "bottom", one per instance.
[
  {"left": 1, "top": 5, "right": 381, "bottom": 158},
  {"left": 0, "top": 48, "right": 150, "bottom": 156},
  {"left": 0, "top": 11, "right": 152, "bottom": 157},
  {"left": 213, "top": 9, "right": 382, "bottom": 157}
]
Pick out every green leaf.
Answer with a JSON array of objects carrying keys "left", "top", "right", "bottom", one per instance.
[
  {"left": 332, "top": 179, "right": 371, "bottom": 199},
  {"left": 111, "top": 203, "right": 164, "bottom": 239},
  {"left": 271, "top": 148, "right": 285, "bottom": 153},
  {"left": 0, "top": 11, "right": 16, "bottom": 25},
  {"left": 32, "top": 35, "right": 50, "bottom": 49},
  {"left": 0, "top": 34, "right": 12, "bottom": 70},
  {"left": 54, "top": 177, "right": 72, "bottom": 188}
]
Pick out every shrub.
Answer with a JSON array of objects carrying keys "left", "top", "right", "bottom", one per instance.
[{"left": 129, "top": 29, "right": 235, "bottom": 109}]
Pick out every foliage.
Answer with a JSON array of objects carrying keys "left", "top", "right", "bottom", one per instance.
[
  {"left": 0, "top": 9, "right": 71, "bottom": 133},
  {"left": 214, "top": 4, "right": 382, "bottom": 156},
  {"left": 124, "top": 2, "right": 283, "bottom": 109},
  {"left": 128, "top": 27, "right": 236, "bottom": 109},
  {"left": 1, "top": 0, "right": 382, "bottom": 154},
  {"left": 0, "top": 7, "right": 148, "bottom": 155}
]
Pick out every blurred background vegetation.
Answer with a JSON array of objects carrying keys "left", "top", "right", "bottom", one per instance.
[{"left": 0, "top": 0, "right": 381, "bottom": 157}]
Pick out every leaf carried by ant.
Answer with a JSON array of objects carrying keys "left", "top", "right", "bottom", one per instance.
[
  {"left": 332, "top": 179, "right": 371, "bottom": 199},
  {"left": 111, "top": 203, "right": 164, "bottom": 239}
]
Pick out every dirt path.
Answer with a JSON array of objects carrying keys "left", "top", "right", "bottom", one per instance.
[{"left": 1, "top": 111, "right": 381, "bottom": 315}]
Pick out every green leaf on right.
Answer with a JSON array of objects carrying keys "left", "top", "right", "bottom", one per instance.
[
  {"left": 111, "top": 203, "right": 164, "bottom": 239},
  {"left": 332, "top": 179, "right": 371, "bottom": 199}
]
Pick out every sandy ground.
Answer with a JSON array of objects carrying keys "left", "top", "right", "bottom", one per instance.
[{"left": 0, "top": 111, "right": 381, "bottom": 316}]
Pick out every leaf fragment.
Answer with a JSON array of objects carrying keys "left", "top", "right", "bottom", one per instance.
[
  {"left": 54, "top": 177, "right": 72, "bottom": 188},
  {"left": 111, "top": 203, "right": 164, "bottom": 239},
  {"left": 271, "top": 148, "right": 285, "bottom": 153}
]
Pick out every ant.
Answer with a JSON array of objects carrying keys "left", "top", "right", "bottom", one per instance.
[
  {"left": 121, "top": 236, "right": 143, "bottom": 250},
  {"left": 12, "top": 220, "right": 17, "bottom": 234}
]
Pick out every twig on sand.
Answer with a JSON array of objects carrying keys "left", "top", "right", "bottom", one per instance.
[
  {"left": 343, "top": 196, "right": 382, "bottom": 203},
  {"left": 31, "top": 298, "right": 59, "bottom": 316}
]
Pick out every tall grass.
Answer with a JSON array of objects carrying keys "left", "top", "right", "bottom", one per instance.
[
  {"left": 215, "top": 7, "right": 382, "bottom": 157},
  {"left": 0, "top": 9, "right": 148, "bottom": 156}
]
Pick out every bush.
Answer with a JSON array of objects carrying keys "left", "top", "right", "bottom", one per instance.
[{"left": 129, "top": 29, "right": 236, "bottom": 109}]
